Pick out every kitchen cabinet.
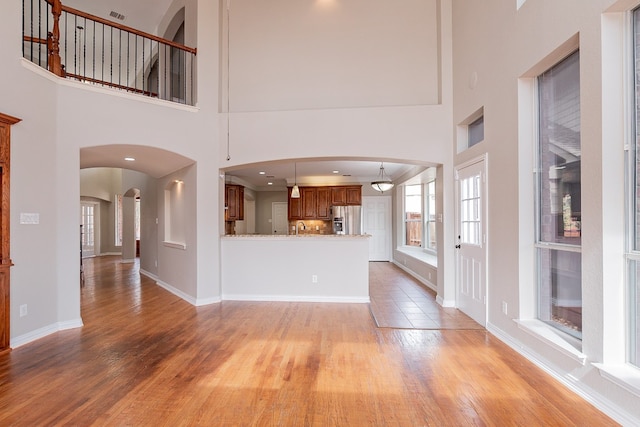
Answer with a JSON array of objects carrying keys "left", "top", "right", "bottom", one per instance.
[
  {"left": 316, "top": 187, "right": 331, "bottom": 219},
  {"left": 288, "top": 187, "right": 301, "bottom": 219},
  {"left": 345, "top": 186, "right": 362, "bottom": 205},
  {"left": 301, "top": 187, "right": 317, "bottom": 219},
  {"left": 225, "top": 184, "right": 244, "bottom": 221},
  {"left": 330, "top": 187, "right": 346, "bottom": 205},
  {"left": 331, "top": 185, "right": 361, "bottom": 206},
  {"left": 288, "top": 185, "right": 361, "bottom": 220}
]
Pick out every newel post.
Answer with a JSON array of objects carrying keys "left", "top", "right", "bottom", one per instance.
[{"left": 48, "top": 0, "right": 64, "bottom": 77}]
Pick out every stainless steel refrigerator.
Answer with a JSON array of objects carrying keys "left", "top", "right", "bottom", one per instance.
[{"left": 331, "top": 205, "right": 363, "bottom": 235}]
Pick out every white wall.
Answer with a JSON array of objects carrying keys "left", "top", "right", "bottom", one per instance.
[
  {"left": 229, "top": 0, "right": 441, "bottom": 112},
  {"left": 452, "top": 0, "right": 639, "bottom": 423}
]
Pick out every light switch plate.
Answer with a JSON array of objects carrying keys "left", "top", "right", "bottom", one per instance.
[{"left": 20, "top": 213, "right": 39, "bottom": 224}]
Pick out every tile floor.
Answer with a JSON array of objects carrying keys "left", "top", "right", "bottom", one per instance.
[{"left": 369, "top": 261, "right": 483, "bottom": 330}]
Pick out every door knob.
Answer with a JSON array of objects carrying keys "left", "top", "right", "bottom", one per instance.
[{"left": 455, "top": 244, "right": 461, "bottom": 249}]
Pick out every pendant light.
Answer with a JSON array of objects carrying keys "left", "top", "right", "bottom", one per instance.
[
  {"left": 371, "top": 162, "right": 394, "bottom": 193},
  {"left": 291, "top": 163, "right": 300, "bottom": 198}
]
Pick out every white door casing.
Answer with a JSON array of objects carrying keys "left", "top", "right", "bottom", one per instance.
[
  {"left": 363, "top": 196, "right": 391, "bottom": 261},
  {"left": 272, "top": 202, "right": 289, "bottom": 235},
  {"left": 455, "top": 157, "right": 487, "bottom": 326}
]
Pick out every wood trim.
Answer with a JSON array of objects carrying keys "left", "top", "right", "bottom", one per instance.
[
  {"left": 23, "top": 35, "right": 48, "bottom": 45},
  {"left": 0, "top": 113, "right": 21, "bottom": 126},
  {"left": 0, "top": 113, "right": 15, "bottom": 353},
  {"left": 65, "top": 73, "right": 158, "bottom": 97},
  {"left": 46, "top": 0, "right": 197, "bottom": 54}
]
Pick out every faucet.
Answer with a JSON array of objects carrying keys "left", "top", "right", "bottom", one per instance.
[{"left": 296, "top": 221, "right": 306, "bottom": 235}]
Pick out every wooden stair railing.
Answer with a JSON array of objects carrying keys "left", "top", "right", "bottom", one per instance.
[{"left": 24, "top": 0, "right": 197, "bottom": 104}]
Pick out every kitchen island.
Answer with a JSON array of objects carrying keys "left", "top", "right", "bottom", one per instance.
[{"left": 221, "top": 234, "right": 370, "bottom": 303}]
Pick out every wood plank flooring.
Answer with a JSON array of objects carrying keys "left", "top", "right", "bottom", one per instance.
[{"left": 0, "top": 256, "right": 617, "bottom": 426}]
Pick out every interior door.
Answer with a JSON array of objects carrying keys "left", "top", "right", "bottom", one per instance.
[
  {"left": 81, "top": 202, "right": 96, "bottom": 258},
  {"left": 272, "top": 202, "right": 289, "bottom": 235},
  {"left": 456, "top": 159, "right": 487, "bottom": 326},
  {"left": 363, "top": 196, "right": 391, "bottom": 261}
]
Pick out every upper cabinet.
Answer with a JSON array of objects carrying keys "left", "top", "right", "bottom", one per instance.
[
  {"left": 330, "top": 186, "right": 361, "bottom": 206},
  {"left": 225, "top": 184, "right": 244, "bottom": 221},
  {"left": 288, "top": 185, "right": 361, "bottom": 220},
  {"left": 345, "top": 186, "right": 362, "bottom": 205}
]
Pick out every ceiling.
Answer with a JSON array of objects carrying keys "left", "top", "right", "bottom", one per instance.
[
  {"left": 223, "top": 160, "right": 430, "bottom": 191},
  {"left": 80, "top": 145, "right": 195, "bottom": 179},
  {"left": 65, "top": 0, "right": 174, "bottom": 35}
]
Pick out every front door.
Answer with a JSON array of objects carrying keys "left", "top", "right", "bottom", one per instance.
[
  {"left": 363, "top": 196, "right": 391, "bottom": 261},
  {"left": 456, "top": 158, "right": 487, "bottom": 326}
]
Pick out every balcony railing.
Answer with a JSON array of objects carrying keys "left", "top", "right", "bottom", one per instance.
[{"left": 23, "top": 0, "right": 197, "bottom": 105}]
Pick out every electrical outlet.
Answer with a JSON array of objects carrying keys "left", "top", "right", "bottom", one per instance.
[
  {"left": 19, "top": 304, "right": 27, "bottom": 317},
  {"left": 502, "top": 301, "right": 508, "bottom": 315},
  {"left": 312, "top": 275, "right": 318, "bottom": 283}
]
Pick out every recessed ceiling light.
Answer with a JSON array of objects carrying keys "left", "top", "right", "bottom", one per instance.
[
  {"left": 267, "top": 182, "right": 273, "bottom": 185},
  {"left": 259, "top": 171, "right": 266, "bottom": 175},
  {"left": 333, "top": 170, "right": 340, "bottom": 174},
  {"left": 124, "top": 157, "right": 135, "bottom": 161}
]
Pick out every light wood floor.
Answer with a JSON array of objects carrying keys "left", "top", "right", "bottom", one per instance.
[{"left": 0, "top": 256, "right": 617, "bottom": 426}]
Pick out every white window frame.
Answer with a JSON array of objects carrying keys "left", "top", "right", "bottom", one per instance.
[
  {"left": 534, "top": 50, "right": 582, "bottom": 340},
  {"left": 403, "top": 184, "right": 423, "bottom": 249}
]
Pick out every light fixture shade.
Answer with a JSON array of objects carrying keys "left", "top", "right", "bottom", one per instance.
[
  {"left": 291, "top": 184, "right": 300, "bottom": 198},
  {"left": 371, "top": 162, "right": 394, "bottom": 193},
  {"left": 371, "top": 181, "right": 394, "bottom": 192}
]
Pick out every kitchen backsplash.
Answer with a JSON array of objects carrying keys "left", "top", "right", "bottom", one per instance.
[{"left": 288, "top": 220, "right": 332, "bottom": 235}]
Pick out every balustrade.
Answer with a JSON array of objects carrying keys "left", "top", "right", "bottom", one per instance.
[{"left": 23, "top": 0, "right": 197, "bottom": 105}]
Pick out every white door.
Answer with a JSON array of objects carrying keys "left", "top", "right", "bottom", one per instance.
[
  {"left": 363, "top": 196, "right": 391, "bottom": 261},
  {"left": 81, "top": 202, "right": 96, "bottom": 258},
  {"left": 272, "top": 202, "right": 289, "bottom": 235},
  {"left": 456, "top": 158, "right": 487, "bottom": 326}
]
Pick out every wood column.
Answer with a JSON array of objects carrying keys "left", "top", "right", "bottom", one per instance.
[{"left": 0, "top": 113, "right": 20, "bottom": 354}]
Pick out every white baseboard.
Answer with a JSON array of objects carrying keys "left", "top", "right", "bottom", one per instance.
[
  {"left": 436, "top": 295, "right": 456, "bottom": 308},
  {"left": 392, "top": 260, "right": 437, "bottom": 293},
  {"left": 487, "top": 322, "right": 639, "bottom": 426},
  {"left": 10, "top": 318, "right": 83, "bottom": 349},
  {"left": 222, "top": 294, "right": 370, "bottom": 303},
  {"left": 155, "top": 279, "right": 198, "bottom": 305}
]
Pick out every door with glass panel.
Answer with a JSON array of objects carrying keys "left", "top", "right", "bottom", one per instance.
[
  {"left": 81, "top": 202, "right": 96, "bottom": 258},
  {"left": 456, "top": 159, "right": 487, "bottom": 326}
]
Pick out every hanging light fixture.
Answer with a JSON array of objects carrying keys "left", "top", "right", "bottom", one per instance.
[
  {"left": 371, "top": 162, "right": 394, "bottom": 193},
  {"left": 291, "top": 163, "right": 300, "bottom": 198}
]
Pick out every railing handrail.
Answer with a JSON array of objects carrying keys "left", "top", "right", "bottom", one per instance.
[{"left": 44, "top": 0, "right": 197, "bottom": 55}]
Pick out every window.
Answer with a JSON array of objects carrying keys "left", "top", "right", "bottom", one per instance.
[
  {"left": 629, "top": 8, "right": 640, "bottom": 367},
  {"left": 468, "top": 116, "right": 484, "bottom": 148},
  {"left": 425, "top": 181, "right": 437, "bottom": 251},
  {"left": 404, "top": 184, "right": 422, "bottom": 247},
  {"left": 535, "top": 51, "right": 582, "bottom": 339}
]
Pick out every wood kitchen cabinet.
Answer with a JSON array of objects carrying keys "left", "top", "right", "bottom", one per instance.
[
  {"left": 330, "top": 187, "right": 346, "bottom": 205},
  {"left": 301, "top": 187, "right": 317, "bottom": 219},
  {"left": 345, "top": 186, "right": 362, "bottom": 205},
  {"left": 316, "top": 187, "right": 331, "bottom": 219},
  {"left": 331, "top": 185, "right": 361, "bottom": 206},
  {"left": 288, "top": 185, "right": 360, "bottom": 220},
  {"left": 288, "top": 187, "right": 301, "bottom": 219},
  {"left": 225, "top": 184, "right": 244, "bottom": 221}
]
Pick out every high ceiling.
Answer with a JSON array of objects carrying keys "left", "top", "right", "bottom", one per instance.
[{"left": 64, "top": 0, "right": 174, "bottom": 34}]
